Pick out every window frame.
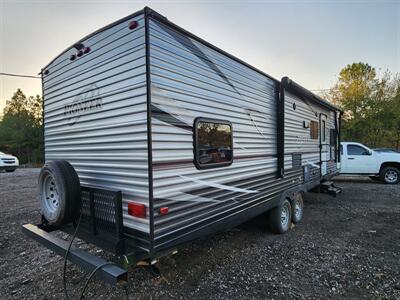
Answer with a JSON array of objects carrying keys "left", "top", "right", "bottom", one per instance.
[
  {"left": 347, "top": 144, "right": 370, "bottom": 156},
  {"left": 193, "top": 117, "right": 233, "bottom": 170},
  {"left": 321, "top": 120, "right": 326, "bottom": 142},
  {"left": 310, "top": 120, "right": 319, "bottom": 140}
]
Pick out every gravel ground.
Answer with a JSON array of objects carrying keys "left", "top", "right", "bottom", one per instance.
[{"left": 0, "top": 168, "right": 399, "bottom": 299}]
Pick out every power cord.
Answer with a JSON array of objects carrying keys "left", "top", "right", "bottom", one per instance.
[
  {"left": 62, "top": 212, "right": 130, "bottom": 300},
  {"left": 79, "top": 262, "right": 115, "bottom": 299},
  {"left": 63, "top": 212, "right": 83, "bottom": 300}
]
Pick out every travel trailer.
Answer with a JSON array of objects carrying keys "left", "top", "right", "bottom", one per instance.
[{"left": 23, "top": 7, "right": 342, "bottom": 286}]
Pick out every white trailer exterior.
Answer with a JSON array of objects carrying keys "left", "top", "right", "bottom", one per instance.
[{"left": 39, "top": 7, "right": 341, "bottom": 261}]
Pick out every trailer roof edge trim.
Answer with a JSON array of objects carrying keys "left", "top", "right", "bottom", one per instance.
[{"left": 282, "top": 77, "right": 343, "bottom": 113}]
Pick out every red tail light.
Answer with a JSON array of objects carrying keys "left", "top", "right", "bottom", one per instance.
[
  {"left": 128, "top": 202, "right": 146, "bottom": 218},
  {"left": 128, "top": 20, "right": 138, "bottom": 30},
  {"left": 83, "top": 47, "right": 91, "bottom": 54},
  {"left": 159, "top": 207, "right": 169, "bottom": 215}
]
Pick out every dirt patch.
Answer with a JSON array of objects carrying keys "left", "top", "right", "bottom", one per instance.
[{"left": 0, "top": 170, "right": 399, "bottom": 299}]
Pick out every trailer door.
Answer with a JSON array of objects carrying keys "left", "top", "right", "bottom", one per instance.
[{"left": 319, "top": 114, "right": 328, "bottom": 176}]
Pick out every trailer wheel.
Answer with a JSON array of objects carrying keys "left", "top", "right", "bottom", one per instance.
[
  {"left": 380, "top": 166, "right": 399, "bottom": 184},
  {"left": 268, "top": 199, "right": 292, "bottom": 234},
  {"left": 291, "top": 193, "right": 304, "bottom": 224},
  {"left": 38, "top": 160, "right": 81, "bottom": 226}
]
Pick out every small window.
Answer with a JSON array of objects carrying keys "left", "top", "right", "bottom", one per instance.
[
  {"left": 347, "top": 145, "right": 369, "bottom": 156},
  {"left": 310, "top": 121, "right": 319, "bottom": 139},
  {"left": 194, "top": 118, "right": 233, "bottom": 169},
  {"left": 321, "top": 120, "right": 326, "bottom": 142},
  {"left": 330, "top": 129, "right": 336, "bottom": 146},
  {"left": 340, "top": 144, "right": 343, "bottom": 155}
]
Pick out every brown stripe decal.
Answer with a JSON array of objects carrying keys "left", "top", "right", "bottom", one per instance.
[{"left": 153, "top": 153, "right": 277, "bottom": 170}]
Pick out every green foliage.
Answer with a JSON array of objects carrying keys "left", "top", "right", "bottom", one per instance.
[
  {"left": 327, "top": 62, "right": 400, "bottom": 149},
  {"left": 0, "top": 89, "right": 43, "bottom": 165}
]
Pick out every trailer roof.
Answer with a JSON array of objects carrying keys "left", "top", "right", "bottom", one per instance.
[{"left": 41, "top": 6, "right": 341, "bottom": 113}]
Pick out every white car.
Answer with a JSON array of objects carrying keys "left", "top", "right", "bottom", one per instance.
[
  {"left": 340, "top": 142, "right": 400, "bottom": 184},
  {"left": 0, "top": 151, "right": 19, "bottom": 172}
]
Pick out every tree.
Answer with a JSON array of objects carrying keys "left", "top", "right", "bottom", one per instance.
[
  {"left": 327, "top": 63, "right": 400, "bottom": 149},
  {"left": 0, "top": 89, "right": 43, "bottom": 165}
]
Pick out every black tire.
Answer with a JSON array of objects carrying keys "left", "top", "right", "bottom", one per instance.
[
  {"left": 38, "top": 160, "right": 81, "bottom": 226},
  {"left": 5, "top": 169, "right": 16, "bottom": 172},
  {"left": 291, "top": 193, "right": 304, "bottom": 224},
  {"left": 268, "top": 199, "right": 292, "bottom": 234},
  {"left": 379, "top": 166, "right": 400, "bottom": 184}
]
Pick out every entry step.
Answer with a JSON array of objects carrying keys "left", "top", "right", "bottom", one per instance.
[{"left": 320, "top": 181, "right": 342, "bottom": 197}]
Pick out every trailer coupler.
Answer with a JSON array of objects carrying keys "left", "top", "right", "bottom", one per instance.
[{"left": 22, "top": 223, "right": 128, "bottom": 286}]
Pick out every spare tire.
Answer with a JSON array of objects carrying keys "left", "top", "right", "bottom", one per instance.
[{"left": 38, "top": 160, "right": 81, "bottom": 226}]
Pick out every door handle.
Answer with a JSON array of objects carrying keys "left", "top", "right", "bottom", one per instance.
[{"left": 348, "top": 158, "right": 355, "bottom": 160}]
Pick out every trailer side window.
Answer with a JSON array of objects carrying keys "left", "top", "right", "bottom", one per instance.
[
  {"left": 194, "top": 118, "right": 233, "bottom": 169},
  {"left": 330, "top": 129, "right": 336, "bottom": 146},
  {"left": 310, "top": 121, "right": 318, "bottom": 139}
]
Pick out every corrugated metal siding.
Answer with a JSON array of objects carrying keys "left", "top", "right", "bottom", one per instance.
[
  {"left": 42, "top": 14, "right": 151, "bottom": 250},
  {"left": 284, "top": 91, "right": 338, "bottom": 176},
  {"left": 149, "top": 19, "right": 284, "bottom": 250}
]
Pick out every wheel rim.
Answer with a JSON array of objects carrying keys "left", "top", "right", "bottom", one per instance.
[
  {"left": 294, "top": 200, "right": 303, "bottom": 219},
  {"left": 281, "top": 204, "right": 290, "bottom": 228},
  {"left": 385, "top": 170, "right": 398, "bottom": 183},
  {"left": 42, "top": 173, "right": 60, "bottom": 214}
]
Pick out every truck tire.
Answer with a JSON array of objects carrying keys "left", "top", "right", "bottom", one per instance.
[
  {"left": 291, "top": 193, "right": 304, "bottom": 224},
  {"left": 380, "top": 166, "right": 399, "bottom": 184},
  {"left": 268, "top": 199, "right": 292, "bottom": 234},
  {"left": 38, "top": 160, "right": 81, "bottom": 226}
]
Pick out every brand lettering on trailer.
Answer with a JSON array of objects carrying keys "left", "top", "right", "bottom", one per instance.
[{"left": 64, "top": 84, "right": 102, "bottom": 126}]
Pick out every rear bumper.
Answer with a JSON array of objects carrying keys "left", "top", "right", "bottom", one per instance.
[{"left": 22, "top": 223, "right": 128, "bottom": 286}]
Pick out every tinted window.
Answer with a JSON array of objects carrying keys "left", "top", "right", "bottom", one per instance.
[
  {"left": 347, "top": 145, "right": 369, "bottom": 155},
  {"left": 321, "top": 120, "right": 326, "bottom": 142},
  {"left": 310, "top": 121, "right": 318, "bottom": 139},
  {"left": 330, "top": 129, "right": 336, "bottom": 146},
  {"left": 194, "top": 119, "right": 233, "bottom": 169}
]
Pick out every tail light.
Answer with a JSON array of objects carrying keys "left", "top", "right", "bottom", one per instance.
[
  {"left": 83, "top": 47, "right": 91, "bottom": 54},
  {"left": 128, "top": 202, "right": 146, "bottom": 218},
  {"left": 159, "top": 207, "right": 169, "bottom": 215},
  {"left": 128, "top": 20, "right": 138, "bottom": 30}
]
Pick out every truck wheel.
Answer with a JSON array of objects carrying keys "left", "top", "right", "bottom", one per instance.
[
  {"left": 268, "top": 199, "right": 292, "bottom": 234},
  {"left": 291, "top": 193, "right": 304, "bottom": 224},
  {"left": 380, "top": 166, "right": 399, "bottom": 184},
  {"left": 38, "top": 160, "right": 81, "bottom": 226}
]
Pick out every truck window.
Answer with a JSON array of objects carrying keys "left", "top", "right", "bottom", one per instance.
[
  {"left": 194, "top": 118, "right": 233, "bottom": 169},
  {"left": 347, "top": 145, "right": 369, "bottom": 155},
  {"left": 310, "top": 121, "right": 318, "bottom": 139}
]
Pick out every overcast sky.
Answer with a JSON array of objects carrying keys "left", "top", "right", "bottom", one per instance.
[{"left": 0, "top": 0, "right": 399, "bottom": 112}]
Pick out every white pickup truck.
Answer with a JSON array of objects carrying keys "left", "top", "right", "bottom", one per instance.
[
  {"left": 340, "top": 142, "right": 400, "bottom": 184},
  {"left": 0, "top": 151, "right": 19, "bottom": 172}
]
